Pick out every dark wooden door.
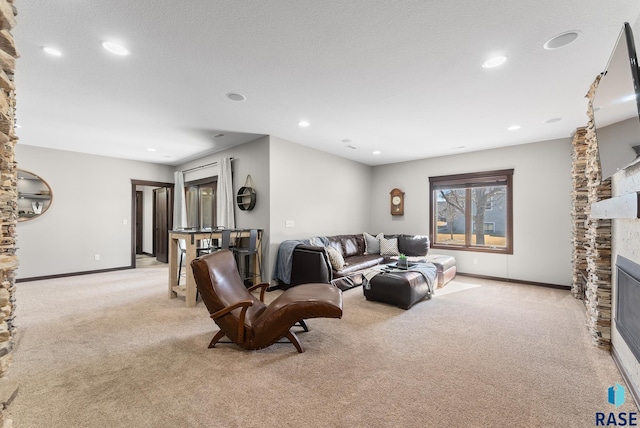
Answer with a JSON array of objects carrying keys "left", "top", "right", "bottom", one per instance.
[
  {"left": 154, "top": 187, "right": 170, "bottom": 263},
  {"left": 135, "top": 191, "right": 144, "bottom": 254}
]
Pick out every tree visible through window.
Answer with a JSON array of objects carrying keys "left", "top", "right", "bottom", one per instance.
[{"left": 429, "top": 169, "right": 513, "bottom": 254}]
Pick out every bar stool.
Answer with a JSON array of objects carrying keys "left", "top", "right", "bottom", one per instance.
[
  {"left": 177, "top": 238, "right": 215, "bottom": 285},
  {"left": 203, "top": 229, "right": 232, "bottom": 254}
]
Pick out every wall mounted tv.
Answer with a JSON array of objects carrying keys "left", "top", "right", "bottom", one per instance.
[{"left": 593, "top": 22, "right": 640, "bottom": 179}]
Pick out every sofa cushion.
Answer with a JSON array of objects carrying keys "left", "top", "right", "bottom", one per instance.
[
  {"left": 333, "top": 254, "right": 385, "bottom": 277},
  {"left": 364, "top": 232, "right": 383, "bottom": 254},
  {"left": 326, "top": 236, "right": 344, "bottom": 256},
  {"left": 398, "top": 234, "right": 430, "bottom": 256},
  {"left": 341, "top": 235, "right": 361, "bottom": 257},
  {"left": 326, "top": 246, "right": 345, "bottom": 270},
  {"left": 380, "top": 237, "right": 400, "bottom": 256}
]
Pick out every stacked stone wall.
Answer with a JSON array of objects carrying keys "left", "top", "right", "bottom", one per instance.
[
  {"left": 571, "top": 75, "right": 613, "bottom": 349},
  {"left": 0, "top": 1, "right": 18, "bottom": 426}
]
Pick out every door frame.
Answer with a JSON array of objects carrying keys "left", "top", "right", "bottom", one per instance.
[{"left": 131, "top": 180, "right": 174, "bottom": 268}]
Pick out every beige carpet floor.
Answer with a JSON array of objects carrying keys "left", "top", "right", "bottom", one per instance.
[{"left": 6, "top": 267, "right": 638, "bottom": 427}]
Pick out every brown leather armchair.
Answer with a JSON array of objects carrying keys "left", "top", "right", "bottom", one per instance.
[{"left": 191, "top": 250, "right": 343, "bottom": 353}]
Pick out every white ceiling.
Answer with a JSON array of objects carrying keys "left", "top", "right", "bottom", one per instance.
[{"left": 12, "top": 1, "right": 640, "bottom": 166}]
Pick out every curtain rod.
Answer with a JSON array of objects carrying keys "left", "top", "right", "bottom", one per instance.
[{"left": 181, "top": 157, "right": 234, "bottom": 174}]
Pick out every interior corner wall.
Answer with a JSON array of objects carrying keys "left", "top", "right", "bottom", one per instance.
[
  {"left": 15, "top": 144, "right": 174, "bottom": 279},
  {"left": 268, "top": 136, "right": 372, "bottom": 283},
  {"left": 175, "top": 136, "right": 271, "bottom": 278},
  {"left": 370, "top": 138, "right": 573, "bottom": 286}
]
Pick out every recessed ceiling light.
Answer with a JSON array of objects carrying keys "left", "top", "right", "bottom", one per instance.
[
  {"left": 213, "top": 133, "right": 225, "bottom": 138},
  {"left": 346, "top": 144, "right": 357, "bottom": 150},
  {"left": 101, "top": 41, "right": 130, "bottom": 56},
  {"left": 544, "top": 31, "right": 581, "bottom": 50},
  {"left": 226, "top": 93, "right": 246, "bottom": 101},
  {"left": 482, "top": 56, "right": 507, "bottom": 69},
  {"left": 373, "top": 150, "right": 381, "bottom": 155},
  {"left": 41, "top": 46, "right": 62, "bottom": 57},
  {"left": 146, "top": 148, "right": 156, "bottom": 152},
  {"left": 452, "top": 146, "right": 466, "bottom": 150},
  {"left": 507, "top": 125, "right": 521, "bottom": 131},
  {"left": 544, "top": 117, "right": 562, "bottom": 124},
  {"left": 341, "top": 139, "right": 352, "bottom": 143},
  {"left": 298, "top": 121, "right": 310, "bottom": 127}
]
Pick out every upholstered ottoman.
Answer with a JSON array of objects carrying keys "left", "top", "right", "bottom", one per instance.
[
  {"left": 363, "top": 264, "right": 437, "bottom": 309},
  {"left": 425, "top": 255, "right": 456, "bottom": 288}
]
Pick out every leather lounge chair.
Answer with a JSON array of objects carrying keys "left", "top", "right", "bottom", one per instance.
[{"left": 191, "top": 249, "right": 343, "bottom": 353}]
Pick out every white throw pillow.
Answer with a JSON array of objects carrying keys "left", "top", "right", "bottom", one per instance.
[
  {"left": 326, "top": 246, "right": 345, "bottom": 270},
  {"left": 379, "top": 237, "right": 400, "bottom": 256},
  {"left": 364, "top": 232, "right": 384, "bottom": 254}
]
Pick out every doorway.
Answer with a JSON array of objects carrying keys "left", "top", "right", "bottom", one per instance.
[
  {"left": 154, "top": 187, "right": 172, "bottom": 263},
  {"left": 131, "top": 180, "right": 174, "bottom": 268},
  {"left": 135, "top": 191, "right": 143, "bottom": 254}
]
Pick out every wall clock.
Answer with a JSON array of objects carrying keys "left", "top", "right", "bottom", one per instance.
[{"left": 390, "top": 188, "right": 404, "bottom": 216}]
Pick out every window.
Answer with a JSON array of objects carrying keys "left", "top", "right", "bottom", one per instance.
[
  {"left": 185, "top": 178, "right": 217, "bottom": 229},
  {"left": 429, "top": 169, "right": 513, "bottom": 254}
]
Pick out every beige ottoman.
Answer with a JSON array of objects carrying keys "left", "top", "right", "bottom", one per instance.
[{"left": 425, "top": 255, "right": 456, "bottom": 288}]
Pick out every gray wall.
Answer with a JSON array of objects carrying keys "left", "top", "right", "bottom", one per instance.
[
  {"left": 15, "top": 134, "right": 574, "bottom": 289},
  {"left": 268, "top": 136, "right": 372, "bottom": 282},
  {"left": 370, "top": 137, "right": 573, "bottom": 286},
  {"left": 175, "top": 136, "right": 272, "bottom": 278},
  {"left": 15, "top": 144, "right": 174, "bottom": 278}
]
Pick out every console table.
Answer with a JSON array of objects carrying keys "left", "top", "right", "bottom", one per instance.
[{"left": 168, "top": 229, "right": 263, "bottom": 307}]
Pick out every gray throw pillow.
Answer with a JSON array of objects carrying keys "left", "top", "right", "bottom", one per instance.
[{"left": 364, "top": 232, "right": 383, "bottom": 254}]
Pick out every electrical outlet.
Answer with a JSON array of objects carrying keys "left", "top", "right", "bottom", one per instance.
[
  {"left": 285, "top": 220, "right": 295, "bottom": 228},
  {"left": 122, "top": 219, "right": 128, "bottom": 225},
  {"left": 94, "top": 254, "right": 100, "bottom": 261},
  {"left": 473, "top": 258, "right": 478, "bottom": 265}
]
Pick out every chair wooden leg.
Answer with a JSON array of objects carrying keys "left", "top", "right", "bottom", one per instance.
[
  {"left": 296, "top": 320, "right": 309, "bottom": 332},
  {"left": 285, "top": 330, "right": 305, "bottom": 353},
  {"left": 208, "top": 330, "right": 226, "bottom": 349}
]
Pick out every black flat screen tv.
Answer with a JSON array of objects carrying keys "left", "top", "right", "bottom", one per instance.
[{"left": 593, "top": 22, "right": 640, "bottom": 179}]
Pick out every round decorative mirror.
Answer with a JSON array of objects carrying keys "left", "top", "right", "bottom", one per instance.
[{"left": 17, "top": 169, "right": 53, "bottom": 221}]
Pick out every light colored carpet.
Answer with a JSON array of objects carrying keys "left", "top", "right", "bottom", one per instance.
[
  {"left": 6, "top": 267, "right": 638, "bottom": 427},
  {"left": 135, "top": 254, "right": 166, "bottom": 268}
]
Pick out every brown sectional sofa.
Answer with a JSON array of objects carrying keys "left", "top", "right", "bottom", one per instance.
[{"left": 275, "top": 233, "right": 454, "bottom": 291}]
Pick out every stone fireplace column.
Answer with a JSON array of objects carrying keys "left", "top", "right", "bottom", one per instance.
[
  {"left": 571, "top": 127, "right": 588, "bottom": 299},
  {"left": 0, "top": 1, "right": 19, "bottom": 426},
  {"left": 571, "top": 75, "right": 613, "bottom": 349}
]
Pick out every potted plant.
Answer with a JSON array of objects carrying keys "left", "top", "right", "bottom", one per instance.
[{"left": 397, "top": 253, "right": 408, "bottom": 269}]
